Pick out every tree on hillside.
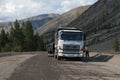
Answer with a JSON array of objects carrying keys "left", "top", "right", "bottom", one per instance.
[
  {"left": 0, "top": 20, "right": 46, "bottom": 52},
  {"left": 34, "top": 33, "right": 46, "bottom": 51},
  {"left": 24, "top": 21, "right": 34, "bottom": 51},
  {"left": 9, "top": 20, "right": 25, "bottom": 51},
  {"left": 0, "top": 29, "right": 8, "bottom": 51}
]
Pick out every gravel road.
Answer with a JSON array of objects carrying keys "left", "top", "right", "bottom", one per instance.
[
  {"left": 0, "top": 52, "right": 120, "bottom": 80},
  {"left": 0, "top": 54, "right": 34, "bottom": 80}
]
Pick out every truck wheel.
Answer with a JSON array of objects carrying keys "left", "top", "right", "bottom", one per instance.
[
  {"left": 57, "top": 56, "right": 61, "bottom": 60},
  {"left": 54, "top": 55, "right": 57, "bottom": 59}
]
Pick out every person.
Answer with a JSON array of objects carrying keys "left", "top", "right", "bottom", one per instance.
[
  {"left": 52, "top": 43, "right": 55, "bottom": 54},
  {"left": 83, "top": 46, "right": 89, "bottom": 57}
]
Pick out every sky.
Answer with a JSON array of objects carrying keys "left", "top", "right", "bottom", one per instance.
[{"left": 0, "top": 0, "right": 98, "bottom": 22}]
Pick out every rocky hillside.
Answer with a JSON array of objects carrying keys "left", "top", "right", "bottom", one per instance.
[
  {"left": 66, "top": 0, "right": 120, "bottom": 52},
  {"left": 0, "top": 13, "right": 59, "bottom": 31},
  {"left": 36, "top": 5, "right": 90, "bottom": 36}
]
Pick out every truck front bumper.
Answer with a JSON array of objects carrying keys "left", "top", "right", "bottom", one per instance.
[{"left": 58, "top": 51, "right": 84, "bottom": 58}]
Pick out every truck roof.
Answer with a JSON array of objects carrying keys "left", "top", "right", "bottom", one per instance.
[
  {"left": 59, "top": 30, "right": 83, "bottom": 32},
  {"left": 57, "top": 27, "right": 81, "bottom": 31}
]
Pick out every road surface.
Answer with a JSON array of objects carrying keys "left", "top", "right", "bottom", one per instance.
[
  {"left": 0, "top": 54, "right": 34, "bottom": 80},
  {"left": 0, "top": 52, "right": 120, "bottom": 80}
]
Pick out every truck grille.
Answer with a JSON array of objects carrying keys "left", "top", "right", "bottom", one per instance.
[{"left": 63, "top": 44, "right": 80, "bottom": 53}]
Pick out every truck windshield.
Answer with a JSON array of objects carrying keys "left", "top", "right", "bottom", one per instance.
[{"left": 60, "top": 31, "right": 83, "bottom": 41}]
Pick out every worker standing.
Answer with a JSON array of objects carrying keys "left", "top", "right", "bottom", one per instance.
[{"left": 84, "top": 46, "right": 89, "bottom": 57}]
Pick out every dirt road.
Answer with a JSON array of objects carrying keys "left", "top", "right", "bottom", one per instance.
[
  {"left": 0, "top": 52, "right": 120, "bottom": 80},
  {"left": 0, "top": 54, "right": 35, "bottom": 80}
]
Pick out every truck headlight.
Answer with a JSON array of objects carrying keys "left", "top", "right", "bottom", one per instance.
[{"left": 57, "top": 45, "right": 62, "bottom": 49}]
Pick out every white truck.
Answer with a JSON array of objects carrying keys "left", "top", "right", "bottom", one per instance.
[{"left": 54, "top": 27, "right": 85, "bottom": 60}]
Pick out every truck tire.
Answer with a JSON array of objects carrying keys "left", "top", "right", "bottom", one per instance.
[
  {"left": 57, "top": 56, "right": 61, "bottom": 60},
  {"left": 54, "top": 55, "right": 57, "bottom": 59}
]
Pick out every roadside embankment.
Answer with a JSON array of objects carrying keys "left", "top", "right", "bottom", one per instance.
[{"left": 0, "top": 51, "right": 45, "bottom": 57}]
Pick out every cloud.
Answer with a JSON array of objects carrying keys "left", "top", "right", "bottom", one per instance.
[
  {"left": 59, "top": 0, "right": 98, "bottom": 12},
  {"left": 0, "top": 0, "right": 47, "bottom": 20},
  {"left": 0, "top": 0, "right": 98, "bottom": 21}
]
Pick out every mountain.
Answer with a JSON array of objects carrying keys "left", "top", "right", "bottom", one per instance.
[
  {"left": 0, "top": 22, "right": 12, "bottom": 32},
  {"left": 35, "top": 5, "right": 90, "bottom": 42},
  {"left": 66, "top": 0, "right": 120, "bottom": 52},
  {"left": 20, "top": 13, "right": 59, "bottom": 30},
  {"left": 0, "top": 13, "right": 59, "bottom": 31}
]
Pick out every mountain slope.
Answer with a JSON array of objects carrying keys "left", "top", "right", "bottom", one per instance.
[
  {"left": 66, "top": 0, "right": 120, "bottom": 52},
  {"left": 20, "top": 14, "right": 59, "bottom": 30},
  {"left": 0, "top": 13, "right": 59, "bottom": 31},
  {"left": 36, "top": 5, "right": 90, "bottom": 36},
  {"left": 0, "top": 22, "right": 12, "bottom": 32}
]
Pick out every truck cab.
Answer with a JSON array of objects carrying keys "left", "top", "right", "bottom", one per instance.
[{"left": 54, "top": 27, "right": 84, "bottom": 60}]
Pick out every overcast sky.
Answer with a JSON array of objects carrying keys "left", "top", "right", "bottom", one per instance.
[{"left": 0, "top": 0, "right": 98, "bottom": 22}]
